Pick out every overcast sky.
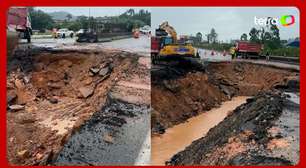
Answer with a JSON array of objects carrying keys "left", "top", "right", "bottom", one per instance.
[
  {"left": 151, "top": 7, "right": 299, "bottom": 41},
  {"left": 37, "top": 7, "right": 150, "bottom": 17}
]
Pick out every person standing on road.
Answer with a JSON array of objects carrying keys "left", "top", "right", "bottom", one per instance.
[
  {"left": 266, "top": 49, "right": 270, "bottom": 61},
  {"left": 52, "top": 28, "right": 58, "bottom": 39}
]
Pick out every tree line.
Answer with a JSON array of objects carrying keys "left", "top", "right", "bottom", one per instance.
[
  {"left": 28, "top": 8, "right": 150, "bottom": 32},
  {"left": 241, "top": 23, "right": 281, "bottom": 50}
]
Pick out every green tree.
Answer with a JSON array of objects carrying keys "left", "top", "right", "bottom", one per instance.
[
  {"left": 196, "top": 32, "right": 203, "bottom": 43},
  {"left": 66, "top": 13, "right": 72, "bottom": 21},
  {"left": 249, "top": 27, "right": 260, "bottom": 43},
  {"left": 209, "top": 28, "right": 217, "bottom": 43},
  {"left": 29, "top": 8, "right": 54, "bottom": 31},
  {"left": 240, "top": 33, "right": 248, "bottom": 41},
  {"left": 76, "top": 15, "right": 89, "bottom": 29},
  {"left": 270, "top": 25, "right": 281, "bottom": 49},
  {"left": 126, "top": 9, "right": 135, "bottom": 16},
  {"left": 205, "top": 34, "right": 211, "bottom": 43}
]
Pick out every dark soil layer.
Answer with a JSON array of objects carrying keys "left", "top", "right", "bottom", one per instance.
[
  {"left": 167, "top": 91, "right": 298, "bottom": 165},
  {"left": 151, "top": 62, "right": 298, "bottom": 133},
  {"left": 7, "top": 49, "right": 142, "bottom": 165},
  {"left": 54, "top": 96, "right": 150, "bottom": 166}
]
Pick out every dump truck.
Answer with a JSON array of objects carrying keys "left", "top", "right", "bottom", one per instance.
[
  {"left": 151, "top": 22, "right": 199, "bottom": 64},
  {"left": 231, "top": 41, "right": 263, "bottom": 59},
  {"left": 7, "top": 7, "right": 32, "bottom": 57},
  {"left": 7, "top": 7, "right": 32, "bottom": 43}
]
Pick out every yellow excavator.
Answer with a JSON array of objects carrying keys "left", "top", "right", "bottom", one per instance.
[{"left": 151, "top": 21, "right": 200, "bottom": 64}]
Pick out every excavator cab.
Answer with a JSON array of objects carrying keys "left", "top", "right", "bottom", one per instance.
[
  {"left": 152, "top": 22, "right": 199, "bottom": 63},
  {"left": 151, "top": 21, "right": 204, "bottom": 70}
]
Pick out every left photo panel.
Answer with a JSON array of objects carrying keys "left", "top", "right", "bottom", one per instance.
[{"left": 6, "top": 7, "right": 151, "bottom": 166}]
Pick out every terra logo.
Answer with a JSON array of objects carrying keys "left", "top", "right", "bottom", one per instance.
[
  {"left": 280, "top": 15, "right": 295, "bottom": 26},
  {"left": 254, "top": 15, "right": 295, "bottom": 27}
]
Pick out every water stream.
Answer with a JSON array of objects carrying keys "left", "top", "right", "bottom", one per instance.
[{"left": 151, "top": 96, "right": 249, "bottom": 165}]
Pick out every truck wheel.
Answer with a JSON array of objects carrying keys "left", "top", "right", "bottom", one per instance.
[
  {"left": 62, "top": 34, "right": 66, "bottom": 39},
  {"left": 27, "top": 36, "right": 31, "bottom": 43},
  {"left": 25, "top": 29, "right": 31, "bottom": 43},
  {"left": 89, "top": 38, "right": 96, "bottom": 43},
  {"left": 152, "top": 54, "right": 156, "bottom": 64}
]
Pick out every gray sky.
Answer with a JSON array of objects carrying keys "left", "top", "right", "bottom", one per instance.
[
  {"left": 37, "top": 7, "right": 150, "bottom": 17},
  {"left": 151, "top": 7, "right": 299, "bottom": 41}
]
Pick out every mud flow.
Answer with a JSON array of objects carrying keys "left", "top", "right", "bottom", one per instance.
[
  {"left": 151, "top": 62, "right": 299, "bottom": 165},
  {"left": 7, "top": 47, "right": 150, "bottom": 165}
]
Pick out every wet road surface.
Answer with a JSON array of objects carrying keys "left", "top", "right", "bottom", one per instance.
[
  {"left": 197, "top": 48, "right": 299, "bottom": 71},
  {"left": 26, "top": 35, "right": 150, "bottom": 56}
]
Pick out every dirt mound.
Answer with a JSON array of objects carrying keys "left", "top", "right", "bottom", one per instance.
[
  {"left": 6, "top": 49, "right": 144, "bottom": 165},
  {"left": 168, "top": 91, "right": 295, "bottom": 166},
  {"left": 206, "top": 62, "right": 297, "bottom": 96},
  {"left": 151, "top": 62, "right": 296, "bottom": 133}
]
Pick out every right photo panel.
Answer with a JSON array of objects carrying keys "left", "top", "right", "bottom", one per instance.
[{"left": 150, "top": 7, "right": 300, "bottom": 166}]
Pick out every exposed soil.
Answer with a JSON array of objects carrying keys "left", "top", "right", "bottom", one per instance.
[
  {"left": 168, "top": 90, "right": 299, "bottom": 166},
  {"left": 54, "top": 97, "right": 150, "bottom": 166},
  {"left": 7, "top": 48, "right": 149, "bottom": 165},
  {"left": 151, "top": 61, "right": 299, "bottom": 166},
  {"left": 151, "top": 62, "right": 298, "bottom": 134}
]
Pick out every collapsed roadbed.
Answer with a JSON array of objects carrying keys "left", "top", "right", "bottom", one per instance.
[
  {"left": 168, "top": 91, "right": 299, "bottom": 165},
  {"left": 151, "top": 62, "right": 299, "bottom": 165},
  {"left": 7, "top": 47, "right": 150, "bottom": 165}
]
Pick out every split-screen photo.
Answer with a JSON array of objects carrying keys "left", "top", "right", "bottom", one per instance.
[{"left": 6, "top": 7, "right": 299, "bottom": 166}]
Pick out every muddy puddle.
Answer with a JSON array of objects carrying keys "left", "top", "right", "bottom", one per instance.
[
  {"left": 151, "top": 96, "right": 249, "bottom": 165},
  {"left": 54, "top": 96, "right": 150, "bottom": 166}
]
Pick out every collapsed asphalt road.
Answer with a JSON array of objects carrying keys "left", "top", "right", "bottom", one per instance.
[
  {"left": 151, "top": 61, "right": 299, "bottom": 165},
  {"left": 7, "top": 46, "right": 151, "bottom": 165},
  {"left": 54, "top": 97, "right": 150, "bottom": 166}
]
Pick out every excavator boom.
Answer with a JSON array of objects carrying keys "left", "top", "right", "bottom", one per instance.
[{"left": 159, "top": 21, "right": 177, "bottom": 43}]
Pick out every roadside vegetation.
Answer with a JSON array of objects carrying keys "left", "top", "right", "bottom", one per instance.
[
  {"left": 192, "top": 23, "right": 299, "bottom": 57},
  {"left": 29, "top": 8, "right": 150, "bottom": 32}
]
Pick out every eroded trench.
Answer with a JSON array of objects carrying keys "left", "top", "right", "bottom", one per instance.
[
  {"left": 7, "top": 48, "right": 150, "bottom": 166},
  {"left": 151, "top": 62, "right": 299, "bottom": 166}
]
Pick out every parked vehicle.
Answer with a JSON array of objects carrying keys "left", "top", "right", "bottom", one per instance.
[
  {"left": 232, "top": 41, "right": 263, "bottom": 59},
  {"left": 76, "top": 29, "right": 85, "bottom": 36},
  {"left": 133, "top": 28, "right": 140, "bottom": 38},
  {"left": 151, "top": 21, "right": 199, "bottom": 64},
  {"left": 7, "top": 7, "right": 32, "bottom": 43},
  {"left": 57, "top": 28, "right": 74, "bottom": 38},
  {"left": 140, "top": 25, "right": 151, "bottom": 34},
  {"left": 76, "top": 29, "right": 98, "bottom": 43}
]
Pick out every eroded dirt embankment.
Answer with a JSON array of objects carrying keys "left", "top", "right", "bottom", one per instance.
[
  {"left": 7, "top": 49, "right": 149, "bottom": 165},
  {"left": 151, "top": 61, "right": 299, "bottom": 166},
  {"left": 168, "top": 90, "right": 299, "bottom": 166},
  {"left": 151, "top": 62, "right": 298, "bottom": 134}
]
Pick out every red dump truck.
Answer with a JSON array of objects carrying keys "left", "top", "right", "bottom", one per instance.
[
  {"left": 151, "top": 36, "right": 161, "bottom": 58},
  {"left": 7, "top": 7, "right": 32, "bottom": 43},
  {"left": 234, "top": 41, "right": 263, "bottom": 59}
]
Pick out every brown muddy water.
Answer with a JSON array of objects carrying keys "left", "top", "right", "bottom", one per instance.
[{"left": 151, "top": 96, "right": 249, "bottom": 165}]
